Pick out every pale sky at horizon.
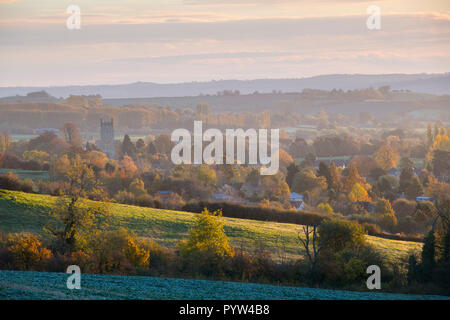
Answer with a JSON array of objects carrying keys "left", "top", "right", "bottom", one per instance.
[{"left": 0, "top": 0, "right": 449, "bottom": 86}]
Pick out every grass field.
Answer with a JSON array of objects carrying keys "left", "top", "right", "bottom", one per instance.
[
  {"left": 0, "top": 189, "right": 422, "bottom": 263},
  {"left": 1, "top": 270, "right": 448, "bottom": 300},
  {"left": 0, "top": 169, "right": 50, "bottom": 181}
]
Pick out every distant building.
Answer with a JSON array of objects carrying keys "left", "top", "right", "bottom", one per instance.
[
  {"left": 416, "top": 196, "right": 433, "bottom": 203},
  {"left": 289, "top": 192, "right": 305, "bottom": 210},
  {"left": 34, "top": 128, "right": 59, "bottom": 134},
  {"left": 212, "top": 193, "right": 233, "bottom": 201},
  {"left": 99, "top": 118, "right": 115, "bottom": 159},
  {"left": 157, "top": 190, "right": 174, "bottom": 196}
]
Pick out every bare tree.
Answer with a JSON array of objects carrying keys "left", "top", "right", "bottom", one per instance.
[{"left": 298, "top": 224, "right": 321, "bottom": 285}]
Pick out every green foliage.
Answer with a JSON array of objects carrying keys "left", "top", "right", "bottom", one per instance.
[
  {"left": 393, "top": 199, "right": 416, "bottom": 219},
  {"left": 317, "top": 203, "right": 333, "bottom": 214},
  {"left": 318, "top": 218, "right": 366, "bottom": 254},
  {"left": 179, "top": 209, "right": 234, "bottom": 259},
  {"left": 375, "top": 198, "right": 397, "bottom": 231},
  {"left": 178, "top": 208, "right": 234, "bottom": 276},
  {"left": 0, "top": 189, "right": 423, "bottom": 264},
  {"left": 45, "top": 197, "right": 111, "bottom": 253},
  {"left": 330, "top": 246, "right": 385, "bottom": 286},
  {"left": 292, "top": 169, "right": 326, "bottom": 194},
  {"left": 421, "top": 231, "right": 436, "bottom": 277},
  {"left": 129, "top": 178, "right": 147, "bottom": 198}
]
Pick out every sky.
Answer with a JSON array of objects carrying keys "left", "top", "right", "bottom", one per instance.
[{"left": 0, "top": 0, "right": 449, "bottom": 86}]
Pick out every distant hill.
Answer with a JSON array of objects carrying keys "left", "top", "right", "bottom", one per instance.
[
  {"left": 1, "top": 73, "right": 449, "bottom": 99},
  {"left": 0, "top": 90, "right": 61, "bottom": 103}
]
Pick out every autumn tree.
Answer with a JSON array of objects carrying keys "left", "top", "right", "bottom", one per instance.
[
  {"left": 292, "top": 169, "right": 327, "bottom": 194},
  {"left": 405, "top": 176, "right": 423, "bottom": 199},
  {"left": 0, "top": 133, "right": 11, "bottom": 152},
  {"left": 22, "top": 150, "right": 50, "bottom": 164},
  {"left": 349, "top": 183, "right": 371, "bottom": 202},
  {"left": 129, "top": 178, "right": 147, "bottom": 198},
  {"left": 317, "top": 162, "right": 331, "bottom": 186},
  {"left": 374, "top": 144, "right": 399, "bottom": 171},
  {"left": 375, "top": 198, "right": 397, "bottom": 230},
  {"left": 45, "top": 156, "right": 110, "bottom": 253},
  {"left": 288, "top": 137, "right": 310, "bottom": 158},
  {"left": 178, "top": 209, "right": 234, "bottom": 274},
  {"left": 328, "top": 162, "right": 341, "bottom": 193},
  {"left": 278, "top": 149, "right": 294, "bottom": 171},
  {"left": 196, "top": 102, "right": 211, "bottom": 116},
  {"left": 121, "top": 134, "right": 136, "bottom": 159},
  {"left": 318, "top": 219, "right": 366, "bottom": 253},
  {"left": 342, "top": 165, "right": 366, "bottom": 193},
  {"left": 349, "top": 155, "right": 379, "bottom": 177},
  {"left": 431, "top": 150, "right": 450, "bottom": 178},
  {"left": 61, "top": 122, "right": 83, "bottom": 148},
  {"left": 286, "top": 162, "right": 302, "bottom": 188},
  {"left": 426, "top": 123, "right": 433, "bottom": 148},
  {"left": 150, "top": 134, "right": 174, "bottom": 155}
]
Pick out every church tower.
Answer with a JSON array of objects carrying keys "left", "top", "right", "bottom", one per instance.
[{"left": 99, "top": 118, "right": 115, "bottom": 159}]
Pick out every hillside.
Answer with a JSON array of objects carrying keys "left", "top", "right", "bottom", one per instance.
[
  {"left": 1, "top": 74, "right": 449, "bottom": 98},
  {"left": 0, "top": 190, "right": 422, "bottom": 263},
  {"left": 1, "top": 270, "right": 448, "bottom": 300}
]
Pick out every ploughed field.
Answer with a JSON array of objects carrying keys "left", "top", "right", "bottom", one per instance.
[
  {"left": 1, "top": 270, "right": 448, "bottom": 300},
  {"left": 0, "top": 189, "right": 422, "bottom": 263}
]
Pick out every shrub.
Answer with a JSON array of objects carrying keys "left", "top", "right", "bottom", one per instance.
[
  {"left": 318, "top": 218, "right": 366, "bottom": 254},
  {"left": 182, "top": 201, "right": 325, "bottom": 226},
  {"left": 114, "top": 190, "right": 135, "bottom": 204},
  {"left": 362, "top": 222, "right": 381, "bottom": 235},
  {"left": 0, "top": 172, "right": 33, "bottom": 192},
  {"left": 378, "top": 212, "right": 398, "bottom": 232},
  {"left": 7, "top": 233, "right": 52, "bottom": 270},
  {"left": 179, "top": 209, "right": 233, "bottom": 258},
  {"left": 88, "top": 228, "right": 150, "bottom": 274},
  {"left": 135, "top": 194, "right": 154, "bottom": 207},
  {"left": 162, "top": 193, "right": 186, "bottom": 210},
  {"left": 317, "top": 203, "right": 334, "bottom": 214},
  {"left": 178, "top": 209, "right": 234, "bottom": 276},
  {"left": 393, "top": 199, "right": 416, "bottom": 218},
  {"left": 321, "top": 245, "right": 388, "bottom": 287},
  {"left": 143, "top": 240, "right": 175, "bottom": 275}
]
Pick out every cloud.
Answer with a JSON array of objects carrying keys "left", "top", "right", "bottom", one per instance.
[
  {"left": 183, "top": 0, "right": 377, "bottom": 4},
  {"left": 0, "top": 12, "right": 448, "bottom": 85}
]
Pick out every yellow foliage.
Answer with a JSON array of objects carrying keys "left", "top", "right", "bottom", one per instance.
[
  {"left": 374, "top": 144, "right": 399, "bottom": 171},
  {"left": 8, "top": 233, "right": 51, "bottom": 270},
  {"left": 179, "top": 209, "right": 234, "bottom": 258},
  {"left": 89, "top": 228, "right": 150, "bottom": 274},
  {"left": 348, "top": 183, "right": 371, "bottom": 202},
  {"left": 431, "top": 134, "right": 450, "bottom": 152}
]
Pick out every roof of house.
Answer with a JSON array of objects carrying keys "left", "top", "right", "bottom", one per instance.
[
  {"left": 157, "top": 190, "right": 174, "bottom": 195},
  {"left": 212, "top": 193, "right": 233, "bottom": 200},
  {"left": 289, "top": 192, "right": 304, "bottom": 200}
]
